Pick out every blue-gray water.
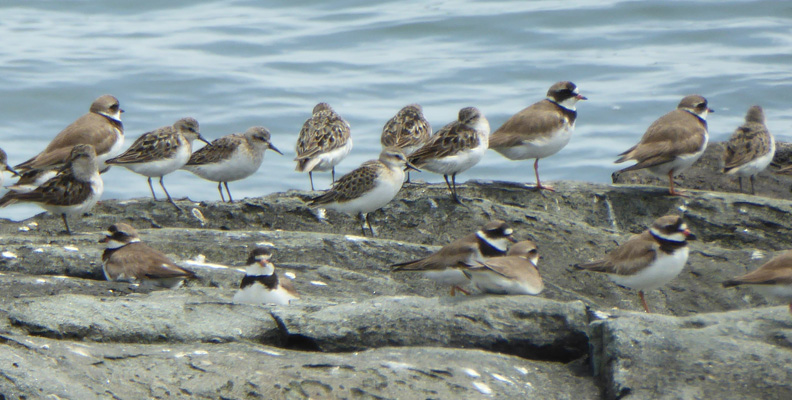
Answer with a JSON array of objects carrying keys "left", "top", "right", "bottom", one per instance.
[{"left": 1, "top": 0, "right": 791, "bottom": 221}]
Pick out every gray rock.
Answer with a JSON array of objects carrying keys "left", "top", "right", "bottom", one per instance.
[
  {"left": 1, "top": 179, "right": 792, "bottom": 398},
  {"left": 589, "top": 307, "right": 792, "bottom": 400},
  {"left": 0, "top": 334, "right": 598, "bottom": 400}
]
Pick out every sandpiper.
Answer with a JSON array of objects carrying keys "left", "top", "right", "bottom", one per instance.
[
  {"left": 106, "top": 117, "right": 208, "bottom": 209},
  {"left": 381, "top": 104, "right": 432, "bottom": 183},
  {"left": 308, "top": 148, "right": 418, "bottom": 236},
  {"left": 294, "top": 102, "right": 353, "bottom": 191},
  {"left": 0, "top": 144, "right": 103, "bottom": 235},
  {"left": 183, "top": 126, "right": 282, "bottom": 202},
  {"left": 722, "top": 105, "right": 774, "bottom": 195},
  {"left": 408, "top": 107, "right": 490, "bottom": 203}
]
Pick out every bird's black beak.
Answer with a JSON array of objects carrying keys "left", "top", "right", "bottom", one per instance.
[
  {"left": 405, "top": 160, "right": 420, "bottom": 172},
  {"left": 268, "top": 143, "right": 284, "bottom": 155}
]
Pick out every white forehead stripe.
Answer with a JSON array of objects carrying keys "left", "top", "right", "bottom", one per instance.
[{"left": 503, "top": 228, "right": 513, "bottom": 236}]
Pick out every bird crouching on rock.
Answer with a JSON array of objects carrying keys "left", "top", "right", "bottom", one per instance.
[
  {"left": 100, "top": 222, "right": 196, "bottom": 289},
  {"left": 391, "top": 220, "right": 517, "bottom": 295}
]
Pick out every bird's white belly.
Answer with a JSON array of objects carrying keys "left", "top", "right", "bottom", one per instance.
[
  {"left": 609, "top": 247, "right": 688, "bottom": 290},
  {"left": 327, "top": 173, "right": 404, "bottom": 214},
  {"left": 470, "top": 271, "right": 542, "bottom": 295},
  {"left": 755, "top": 284, "right": 792, "bottom": 301},
  {"left": 41, "top": 175, "right": 103, "bottom": 216},
  {"left": 124, "top": 145, "right": 191, "bottom": 177},
  {"left": 184, "top": 150, "right": 263, "bottom": 182},
  {"left": 496, "top": 126, "right": 573, "bottom": 161},
  {"left": 97, "top": 130, "right": 125, "bottom": 170},
  {"left": 420, "top": 141, "right": 488, "bottom": 175},
  {"left": 727, "top": 137, "right": 775, "bottom": 177},
  {"left": 425, "top": 268, "right": 469, "bottom": 286},
  {"left": 648, "top": 134, "right": 709, "bottom": 177},
  {"left": 305, "top": 138, "right": 353, "bottom": 172},
  {"left": 233, "top": 283, "right": 297, "bottom": 305}
]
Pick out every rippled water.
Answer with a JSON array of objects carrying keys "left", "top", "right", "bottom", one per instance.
[{"left": 1, "top": 0, "right": 790, "bottom": 221}]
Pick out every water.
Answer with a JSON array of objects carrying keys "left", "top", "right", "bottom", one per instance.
[{"left": 1, "top": 0, "right": 790, "bottom": 221}]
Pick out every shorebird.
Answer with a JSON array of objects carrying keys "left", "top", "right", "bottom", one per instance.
[
  {"left": 0, "top": 148, "right": 19, "bottom": 186},
  {"left": 614, "top": 95, "right": 712, "bottom": 196},
  {"left": 106, "top": 117, "right": 208, "bottom": 209},
  {"left": 574, "top": 215, "right": 696, "bottom": 313},
  {"left": 295, "top": 102, "right": 353, "bottom": 191},
  {"left": 183, "top": 126, "right": 282, "bottom": 202},
  {"left": 409, "top": 107, "right": 490, "bottom": 203},
  {"left": 723, "top": 250, "right": 792, "bottom": 313},
  {"left": 100, "top": 222, "right": 196, "bottom": 288},
  {"left": 391, "top": 220, "right": 517, "bottom": 295},
  {"left": 0, "top": 144, "right": 103, "bottom": 235},
  {"left": 308, "top": 148, "right": 418, "bottom": 236},
  {"left": 465, "top": 240, "right": 543, "bottom": 295},
  {"left": 233, "top": 247, "right": 300, "bottom": 305},
  {"left": 489, "top": 81, "right": 587, "bottom": 191},
  {"left": 12, "top": 95, "right": 124, "bottom": 191},
  {"left": 380, "top": 104, "right": 432, "bottom": 183},
  {"left": 721, "top": 105, "right": 774, "bottom": 195}
]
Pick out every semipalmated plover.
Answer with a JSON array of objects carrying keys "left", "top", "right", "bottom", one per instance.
[
  {"left": 574, "top": 215, "right": 696, "bottom": 313},
  {"left": 0, "top": 148, "right": 19, "bottom": 186},
  {"left": 408, "top": 107, "right": 490, "bottom": 203},
  {"left": 615, "top": 95, "right": 712, "bottom": 196},
  {"left": 392, "top": 220, "right": 517, "bottom": 295},
  {"left": 0, "top": 144, "right": 103, "bottom": 235},
  {"left": 381, "top": 104, "right": 432, "bottom": 183},
  {"left": 308, "top": 148, "right": 418, "bottom": 236},
  {"left": 232, "top": 247, "right": 299, "bottom": 305},
  {"left": 183, "top": 126, "right": 283, "bottom": 202},
  {"left": 723, "top": 250, "right": 792, "bottom": 313},
  {"left": 723, "top": 106, "right": 774, "bottom": 195},
  {"left": 107, "top": 117, "right": 208, "bottom": 209},
  {"left": 99, "top": 222, "right": 196, "bottom": 288},
  {"left": 294, "top": 102, "right": 353, "bottom": 191},
  {"left": 489, "top": 81, "right": 587, "bottom": 191},
  {"left": 13, "top": 95, "right": 123, "bottom": 190},
  {"left": 465, "top": 240, "right": 542, "bottom": 295}
]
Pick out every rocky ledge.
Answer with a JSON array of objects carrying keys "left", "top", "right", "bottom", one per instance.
[{"left": 1, "top": 143, "right": 792, "bottom": 399}]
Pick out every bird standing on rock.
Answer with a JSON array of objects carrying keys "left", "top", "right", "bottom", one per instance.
[
  {"left": 574, "top": 215, "right": 696, "bottom": 313},
  {"left": 614, "top": 95, "right": 712, "bottom": 196},
  {"left": 489, "top": 81, "right": 587, "bottom": 191},
  {"left": 408, "top": 107, "right": 490, "bottom": 203},
  {"left": 0, "top": 144, "right": 102, "bottom": 235},
  {"left": 722, "top": 105, "right": 775, "bottom": 195}
]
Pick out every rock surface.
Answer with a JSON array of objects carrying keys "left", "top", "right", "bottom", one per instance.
[{"left": 1, "top": 151, "right": 792, "bottom": 398}]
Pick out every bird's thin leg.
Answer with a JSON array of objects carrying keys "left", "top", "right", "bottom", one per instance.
[
  {"left": 639, "top": 291, "right": 651, "bottom": 313},
  {"left": 332, "top": 167, "right": 336, "bottom": 184},
  {"left": 61, "top": 214, "right": 72, "bottom": 235},
  {"left": 750, "top": 175, "right": 756, "bottom": 195},
  {"left": 309, "top": 171, "right": 315, "bottom": 191},
  {"left": 534, "top": 158, "right": 555, "bottom": 191},
  {"left": 451, "top": 173, "right": 461, "bottom": 204},
  {"left": 365, "top": 213, "right": 376, "bottom": 237},
  {"left": 224, "top": 182, "right": 234, "bottom": 203},
  {"left": 159, "top": 177, "right": 181, "bottom": 210},
  {"left": 668, "top": 171, "right": 686, "bottom": 196},
  {"left": 217, "top": 183, "right": 226, "bottom": 202},
  {"left": 738, "top": 177, "right": 744, "bottom": 193},
  {"left": 147, "top": 177, "right": 158, "bottom": 201}
]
